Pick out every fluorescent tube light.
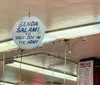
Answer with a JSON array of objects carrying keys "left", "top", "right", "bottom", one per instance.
[
  {"left": 0, "top": 34, "right": 56, "bottom": 52},
  {"left": 7, "top": 62, "right": 77, "bottom": 81},
  {"left": 0, "top": 41, "right": 18, "bottom": 52},
  {"left": 47, "top": 24, "right": 100, "bottom": 39},
  {"left": 0, "top": 24, "right": 100, "bottom": 52},
  {"left": 0, "top": 82, "right": 14, "bottom": 85}
]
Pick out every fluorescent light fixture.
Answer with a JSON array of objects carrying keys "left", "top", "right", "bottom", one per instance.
[
  {"left": 0, "top": 41, "right": 18, "bottom": 52},
  {"left": 0, "top": 34, "right": 56, "bottom": 52},
  {"left": 47, "top": 24, "right": 100, "bottom": 39},
  {"left": 0, "top": 82, "right": 14, "bottom": 85},
  {"left": 7, "top": 62, "right": 77, "bottom": 81},
  {"left": 42, "top": 34, "right": 56, "bottom": 43},
  {"left": 0, "top": 24, "right": 100, "bottom": 52}
]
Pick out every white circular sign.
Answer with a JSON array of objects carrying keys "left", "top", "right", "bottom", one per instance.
[{"left": 12, "top": 16, "right": 46, "bottom": 49}]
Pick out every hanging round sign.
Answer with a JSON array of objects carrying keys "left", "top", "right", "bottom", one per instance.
[{"left": 12, "top": 16, "right": 46, "bottom": 49}]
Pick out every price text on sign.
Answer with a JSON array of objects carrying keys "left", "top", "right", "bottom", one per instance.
[{"left": 77, "top": 61, "right": 93, "bottom": 85}]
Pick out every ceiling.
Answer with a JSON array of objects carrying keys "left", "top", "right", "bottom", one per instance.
[
  {"left": 0, "top": 0, "right": 100, "bottom": 85},
  {"left": 0, "top": 0, "right": 100, "bottom": 41}
]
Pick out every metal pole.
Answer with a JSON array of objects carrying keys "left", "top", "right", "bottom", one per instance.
[{"left": 2, "top": 52, "right": 5, "bottom": 85}]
